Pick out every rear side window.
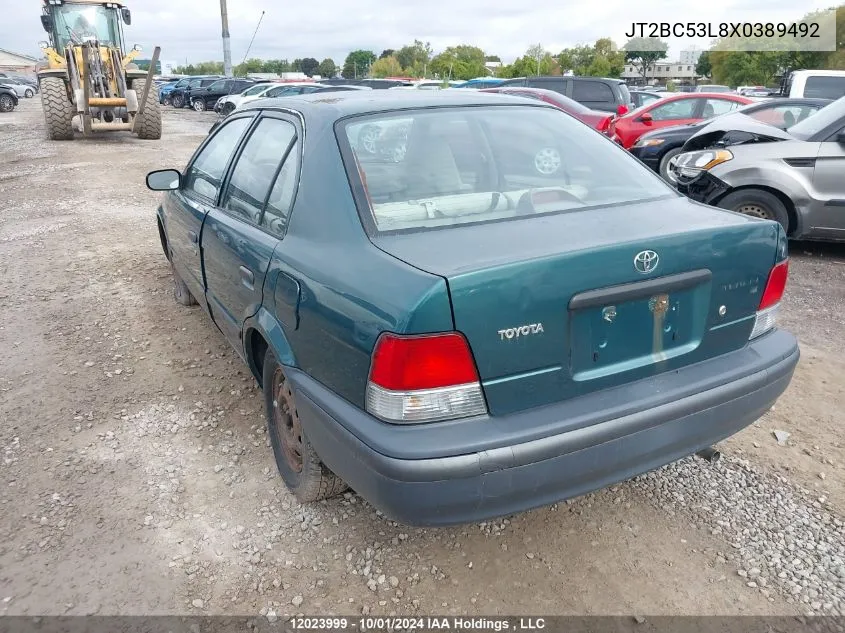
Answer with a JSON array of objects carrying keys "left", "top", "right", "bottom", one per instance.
[
  {"left": 572, "top": 81, "right": 613, "bottom": 103},
  {"left": 702, "top": 98, "right": 742, "bottom": 118},
  {"left": 183, "top": 117, "right": 251, "bottom": 202},
  {"left": 804, "top": 76, "right": 845, "bottom": 100},
  {"left": 221, "top": 119, "right": 296, "bottom": 225},
  {"left": 527, "top": 78, "right": 566, "bottom": 94},
  {"left": 263, "top": 137, "right": 301, "bottom": 238},
  {"left": 342, "top": 106, "right": 670, "bottom": 233}
]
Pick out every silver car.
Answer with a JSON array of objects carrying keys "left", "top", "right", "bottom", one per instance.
[{"left": 675, "top": 96, "right": 845, "bottom": 242}]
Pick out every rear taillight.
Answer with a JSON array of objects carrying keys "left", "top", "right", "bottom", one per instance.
[
  {"left": 597, "top": 115, "right": 612, "bottom": 133},
  {"left": 750, "top": 259, "right": 788, "bottom": 339},
  {"left": 616, "top": 104, "right": 629, "bottom": 117},
  {"left": 365, "top": 332, "right": 487, "bottom": 424}
]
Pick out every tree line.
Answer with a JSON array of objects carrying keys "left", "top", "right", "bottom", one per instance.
[{"left": 173, "top": 4, "right": 842, "bottom": 87}]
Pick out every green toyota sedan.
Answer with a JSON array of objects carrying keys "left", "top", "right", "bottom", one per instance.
[{"left": 146, "top": 90, "right": 799, "bottom": 526}]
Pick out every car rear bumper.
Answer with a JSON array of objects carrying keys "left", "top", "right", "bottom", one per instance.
[{"left": 289, "top": 329, "right": 799, "bottom": 526}]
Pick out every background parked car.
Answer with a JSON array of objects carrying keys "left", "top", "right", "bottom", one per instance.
[
  {"left": 170, "top": 76, "right": 222, "bottom": 108},
  {"left": 607, "top": 93, "right": 753, "bottom": 149},
  {"left": 452, "top": 78, "right": 505, "bottom": 89},
  {"left": 631, "top": 98, "right": 831, "bottom": 183},
  {"left": 159, "top": 77, "right": 197, "bottom": 105},
  {"left": 0, "top": 85, "right": 18, "bottom": 112},
  {"left": 480, "top": 87, "right": 613, "bottom": 132},
  {"left": 215, "top": 82, "right": 276, "bottom": 114},
  {"left": 0, "top": 80, "right": 36, "bottom": 98},
  {"left": 190, "top": 78, "right": 255, "bottom": 112},
  {"left": 675, "top": 96, "right": 845, "bottom": 241},
  {"left": 498, "top": 76, "right": 633, "bottom": 114}
]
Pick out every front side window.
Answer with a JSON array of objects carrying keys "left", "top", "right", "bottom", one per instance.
[
  {"left": 342, "top": 105, "right": 671, "bottom": 233},
  {"left": 183, "top": 118, "right": 251, "bottom": 202},
  {"left": 243, "top": 84, "right": 270, "bottom": 96},
  {"left": 649, "top": 98, "right": 697, "bottom": 121},
  {"left": 221, "top": 119, "right": 297, "bottom": 225}
]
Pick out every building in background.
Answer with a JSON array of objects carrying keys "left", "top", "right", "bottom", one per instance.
[
  {"left": 0, "top": 48, "right": 38, "bottom": 74},
  {"left": 622, "top": 50, "right": 705, "bottom": 87},
  {"left": 679, "top": 49, "right": 703, "bottom": 66}
]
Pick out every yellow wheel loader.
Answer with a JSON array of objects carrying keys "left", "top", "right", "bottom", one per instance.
[{"left": 36, "top": 0, "right": 161, "bottom": 140}]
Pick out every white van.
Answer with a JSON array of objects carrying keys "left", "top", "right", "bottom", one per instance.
[{"left": 784, "top": 70, "right": 845, "bottom": 99}]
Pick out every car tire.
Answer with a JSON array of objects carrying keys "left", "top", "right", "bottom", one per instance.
[
  {"left": 718, "top": 189, "right": 789, "bottom": 232},
  {"left": 171, "top": 262, "right": 197, "bottom": 306},
  {"left": 192, "top": 99, "right": 206, "bottom": 112},
  {"left": 171, "top": 94, "right": 184, "bottom": 108},
  {"left": 24, "top": 88, "right": 34, "bottom": 98},
  {"left": 263, "top": 351, "right": 348, "bottom": 503},
  {"left": 162, "top": 95, "right": 172, "bottom": 106},
  {"left": 0, "top": 94, "right": 14, "bottom": 112},
  {"left": 658, "top": 148, "right": 682, "bottom": 185}
]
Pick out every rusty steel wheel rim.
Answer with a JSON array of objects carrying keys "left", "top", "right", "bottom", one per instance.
[{"left": 272, "top": 368, "right": 303, "bottom": 473}]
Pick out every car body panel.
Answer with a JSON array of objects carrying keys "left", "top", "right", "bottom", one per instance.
[{"left": 499, "top": 76, "right": 632, "bottom": 113}]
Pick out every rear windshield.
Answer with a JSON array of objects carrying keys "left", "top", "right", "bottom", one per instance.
[{"left": 340, "top": 105, "right": 672, "bottom": 233}]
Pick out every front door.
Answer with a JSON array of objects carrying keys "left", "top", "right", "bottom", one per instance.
[
  {"left": 163, "top": 116, "right": 253, "bottom": 311},
  {"left": 810, "top": 128, "right": 845, "bottom": 239},
  {"left": 201, "top": 114, "right": 299, "bottom": 351}
]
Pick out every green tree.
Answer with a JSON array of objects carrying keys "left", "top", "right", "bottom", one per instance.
[
  {"left": 507, "top": 45, "right": 558, "bottom": 76},
  {"left": 262, "top": 59, "right": 291, "bottom": 74},
  {"left": 379, "top": 49, "right": 395, "bottom": 59},
  {"left": 342, "top": 50, "right": 376, "bottom": 78},
  {"left": 317, "top": 58, "right": 337, "bottom": 78},
  {"left": 396, "top": 40, "right": 432, "bottom": 76},
  {"left": 175, "top": 61, "right": 224, "bottom": 75},
  {"left": 371, "top": 55, "right": 403, "bottom": 77},
  {"left": 695, "top": 51, "right": 711, "bottom": 78},
  {"left": 623, "top": 37, "right": 668, "bottom": 81},
  {"left": 429, "top": 45, "right": 487, "bottom": 80},
  {"left": 300, "top": 57, "right": 319, "bottom": 76},
  {"left": 234, "top": 58, "right": 264, "bottom": 76}
]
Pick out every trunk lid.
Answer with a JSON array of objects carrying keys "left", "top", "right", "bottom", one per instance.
[{"left": 372, "top": 197, "right": 780, "bottom": 416}]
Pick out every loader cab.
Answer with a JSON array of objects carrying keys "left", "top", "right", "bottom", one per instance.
[{"left": 41, "top": 2, "right": 129, "bottom": 54}]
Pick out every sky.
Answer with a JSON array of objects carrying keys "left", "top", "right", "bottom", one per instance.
[{"left": 0, "top": 0, "right": 835, "bottom": 68}]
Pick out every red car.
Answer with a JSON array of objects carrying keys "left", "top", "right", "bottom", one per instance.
[
  {"left": 480, "top": 87, "right": 613, "bottom": 133},
  {"left": 607, "top": 93, "right": 754, "bottom": 149}
]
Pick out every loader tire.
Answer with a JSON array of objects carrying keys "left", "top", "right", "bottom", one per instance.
[
  {"left": 40, "top": 76, "right": 75, "bottom": 141},
  {"left": 132, "top": 79, "right": 162, "bottom": 140}
]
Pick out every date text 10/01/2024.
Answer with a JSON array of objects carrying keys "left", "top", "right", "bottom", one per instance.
[
  {"left": 291, "top": 617, "right": 548, "bottom": 631},
  {"left": 625, "top": 22, "right": 821, "bottom": 38}
]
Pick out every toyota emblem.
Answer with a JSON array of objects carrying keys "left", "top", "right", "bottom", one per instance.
[{"left": 634, "top": 250, "right": 659, "bottom": 274}]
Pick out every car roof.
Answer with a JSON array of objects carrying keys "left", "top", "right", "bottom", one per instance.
[
  {"left": 505, "top": 76, "right": 623, "bottom": 84},
  {"left": 239, "top": 89, "right": 551, "bottom": 121}
]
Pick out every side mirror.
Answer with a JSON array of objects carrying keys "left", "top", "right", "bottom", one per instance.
[
  {"left": 40, "top": 15, "right": 51, "bottom": 32},
  {"left": 146, "top": 169, "right": 181, "bottom": 191},
  {"left": 121, "top": 8, "right": 132, "bottom": 25},
  {"left": 639, "top": 112, "right": 654, "bottom": 124}
]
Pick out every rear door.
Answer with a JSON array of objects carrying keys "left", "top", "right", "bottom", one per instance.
[
  {"left": 571, "top": 80, "right": 616, "bottom": 112},
  {"left": 201, "top": 114, "right": 298, "bottom": 351},
  {"left": 162, "top": 115, "right": 253, "bottom": 312}
]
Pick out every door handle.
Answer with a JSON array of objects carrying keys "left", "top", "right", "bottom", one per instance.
[
  {"left": 188, "top": 230, "right": 198, "bottom": 244},
  {"left": 240, "top": 266, "right": 255, "bottom": 289}
]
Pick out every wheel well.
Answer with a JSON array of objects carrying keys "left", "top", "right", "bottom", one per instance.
[
  {"left": 715, "top": 185, "right": 798, "bottom": 236},
  {"left": 246, "top": 329, "right": 269, "bottom": 388},
  {"left": 156, "top": 217, "right": 170, "bottom": 261}
]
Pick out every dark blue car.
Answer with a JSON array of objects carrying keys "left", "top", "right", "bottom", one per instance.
[{"left": 146, "top": 90, "right": 798, "bottom": 526}]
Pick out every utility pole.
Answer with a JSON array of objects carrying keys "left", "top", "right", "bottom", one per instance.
[{"left": 220, "top": 0, "right": 233, "bottom": 77}]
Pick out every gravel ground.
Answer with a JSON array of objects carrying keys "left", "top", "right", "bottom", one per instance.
[{"left": 0, "top": 98, "right": 844, "bottom": 617}]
